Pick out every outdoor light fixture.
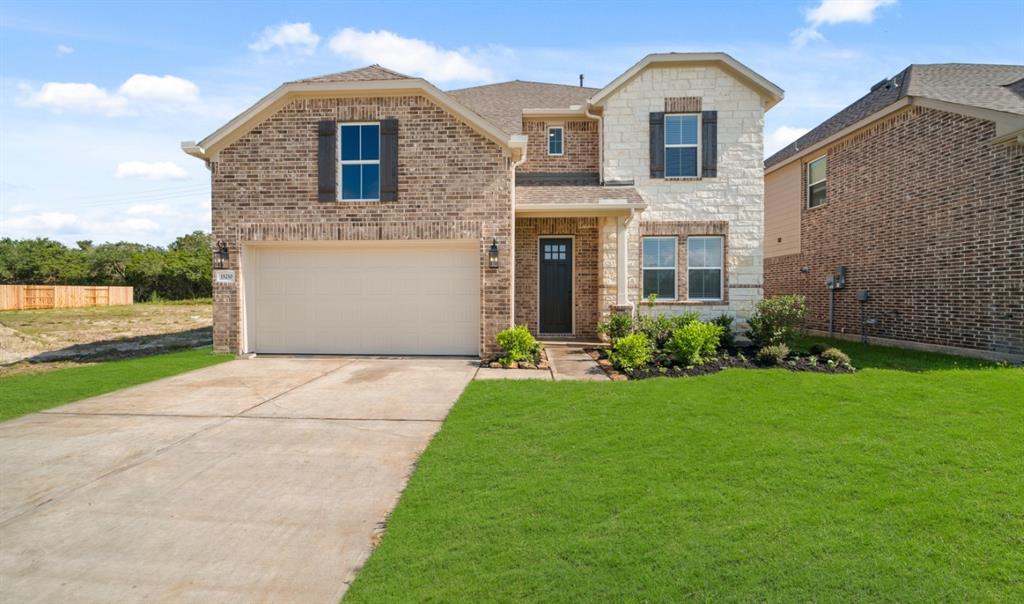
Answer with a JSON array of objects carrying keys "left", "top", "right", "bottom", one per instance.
[
  {"left": 488, "top": 238, "right": 499, "bottom": 269},
  {"left": 213, "top": 240, "right": 229, "bottom": 270}
]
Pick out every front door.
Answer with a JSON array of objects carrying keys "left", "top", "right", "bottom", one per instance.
[{"left": 539, "top": 238, "right": 573, "bottom": 334}]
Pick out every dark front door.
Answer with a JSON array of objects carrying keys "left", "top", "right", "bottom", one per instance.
[{"left": 539, "top": 238, "right": 573, "bottom": 334}]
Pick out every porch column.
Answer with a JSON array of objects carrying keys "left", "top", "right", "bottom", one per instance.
[{"left": 616, "top": 214, "right": 630, "bottom": 307}]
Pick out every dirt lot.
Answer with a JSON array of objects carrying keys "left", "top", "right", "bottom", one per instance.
[{"left": 0, "top": 302, "right": 212, "bottom": 376}]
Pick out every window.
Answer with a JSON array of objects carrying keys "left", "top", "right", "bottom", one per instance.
[
  {"left": 642, "top": 237, "right": 677, "bottom": 300},
  {"left": 687, "top": 236, "right": 723, "bottom": 300},
  {"left": 547, "top": 126, "right": 564, "bottom": 156},
  {"left": 665, "top": 114, "right": 700, "bottom": 177},
  {"left": 807, "top": 156, "right": 827, "bottom": 208},
  {"left": 339, "top": 122, "right": 380, "bottom": 201},
  {"left": 543, "top": 242, "right": 567, "bottom": 260}
]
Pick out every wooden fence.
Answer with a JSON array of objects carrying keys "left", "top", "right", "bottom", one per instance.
[{"left": 0, "top": 285, "right": 134, "bottom": 311}]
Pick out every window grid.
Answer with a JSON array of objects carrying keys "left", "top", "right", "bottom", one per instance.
[
  {"left": 339, "top": 122, "right": 381, "bottom": 202},
  {"left": 642, "top": 236, "right": 677, "bottom": 301},
  {"left": 665, "top": 114, "right": 701, "bottom": 178},
  {"left": 687, "top": 236, "right": 723, "bottom": 301},
  {"left": 548, "top": 126, "right": 564, "bottom": 156},
  {"left": 543, "top": 243, "right": 567, "bottom": 261}
]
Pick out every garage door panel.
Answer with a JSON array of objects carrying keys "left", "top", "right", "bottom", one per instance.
[{"left": 249, "top": 244, "right": 480, "bottom": 355}]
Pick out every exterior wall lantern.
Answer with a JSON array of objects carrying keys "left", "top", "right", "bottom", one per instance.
[
  {"left": 213, "top": 240, "right": 229, "bottom": 270},
  {"left": 488, "top": 238, "right": 500, "bottom": 269}
]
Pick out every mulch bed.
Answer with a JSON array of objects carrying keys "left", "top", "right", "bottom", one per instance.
[
  {"left": 585, "top": 347, "right": 855, "bottom": 380},
  {"left": 480, "top": 348, "right": 550, "bottom": 370}
]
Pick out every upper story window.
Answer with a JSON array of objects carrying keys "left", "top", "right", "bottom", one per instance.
[
  {"left": 547, "top": 126, "right": 564, "bottom": 156},
  {"left": 642, "top": 236, "right": 677, "bottom": 300},
  {"left": 339, "top": 122, "right": 380, "bottom": 201},
  {"left": 687, "top": 236, "right": 723, "bottom": 300},
  {"left": 665, "top": 114, "right": 700, "bottom": 178},
  {"left": 807, "top": 156, "right": 827, "bottom": 208}
]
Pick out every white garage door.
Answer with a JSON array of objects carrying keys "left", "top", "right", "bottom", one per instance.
[{"left": 246, "top": 242, "right": 480, "bottom": 355}]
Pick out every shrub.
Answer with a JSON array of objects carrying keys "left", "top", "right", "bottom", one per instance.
[
  {"left": 746, "top": 295, "right": 808, "bottom": 347},
  {"left": 820, "top": 347, "right": 851, "bottom": 365},
  {"left": 808, "top": 343, "right": 828, "bottom": 356},
  {"left": 496, "top": 325, "right": 540, "bottom": 364},
  {"left": 756, "top": 343, "right": 790, "bottom": 366},
  {"left": 609, "top": 333, "right": 652, "bottom": 372},
  {"left": 637, "top": 311, "right": 699, "bottom": 349},
  {"left": 666, "top": 321, "right": 724, "bottom": 366},
  {"left": 711, "top": 314, "right": 735, "bottom": 349},
  {"left": 597, "top": 312, "right": 634, "bottom": 344}
]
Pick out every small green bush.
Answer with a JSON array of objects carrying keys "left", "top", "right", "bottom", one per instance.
[
  {"left": 666, "top": 321, "right": 723, "bottom": 366},
  {"left": 711, "top": 314, "right": 735, "bottom": 349},
  {"left": 597, "top": 312, "right": 634, "bottom": 344},
  {"left": 820, "top": 347, "right": 851, "bottom": 365},
  {"left": 808, "top": 343, "right": 828, "bottom": 356},
  {"left": 756, "top": 343, "right": 790, "bottom": 366},
  {"left": 496, "top": 325, "right": 540, "bottom": 364},
  {"left": 746, "top": 295, "right": 808, "bottom": 347},
  {"left": 637, "top": 312, "right": 699, "bottom": 348},
  {"left": 609, "top": 333, "right": 652, "bottom": 372}
]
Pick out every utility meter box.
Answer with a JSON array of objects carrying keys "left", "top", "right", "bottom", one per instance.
[{"left": 856, "top": 289, "right": 870, "bottom": 302}]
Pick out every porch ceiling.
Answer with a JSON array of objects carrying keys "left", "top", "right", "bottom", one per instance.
[{"left": 515, "top": 185, "right": 646, "bottom": 217}]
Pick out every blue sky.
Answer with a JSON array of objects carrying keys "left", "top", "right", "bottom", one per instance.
[{"left": 2, "top": 0, "right": 1021, "bottom": 245}]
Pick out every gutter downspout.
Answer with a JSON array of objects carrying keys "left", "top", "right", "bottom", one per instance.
[
  {"left": 508, "top": 135, "right": 529, "bottom": 331},
  {"left": 584, "top": 103, "right": 603, "bottom": 184}
]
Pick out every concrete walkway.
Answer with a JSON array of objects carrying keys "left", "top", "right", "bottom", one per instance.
[
  {"left": 0, "top": 356, "right": 477, "bottom": 604},
  {"left": 545, "top": 344, "right": 610, "bottom": 381}
]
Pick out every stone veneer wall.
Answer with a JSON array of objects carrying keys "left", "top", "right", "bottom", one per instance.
[
  {"left": 765, "top": 106, "right": 1024, "bottom": 357},
  {"left": 514, "top": 217, "right": 600, "bottom": 338},
  {"left": 601, "top": 64, "right": 767, "bottom": 319},
  {"left": 518, "top": 119, "right": 599, "bottom": 174},
  {"left": 211, "top": 94, "right": 513, "bottom": 357}
]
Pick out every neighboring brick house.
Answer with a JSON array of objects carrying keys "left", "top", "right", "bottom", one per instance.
[
  {"left": 183, "top": 53, "right": 783, "bottom": 358},
  {"left": 763, "top": 64, "right": 1024, "bottom": 360}
]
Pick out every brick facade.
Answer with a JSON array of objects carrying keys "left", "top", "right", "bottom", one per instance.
[
  {"left": 514, "top": 217, "right": 601, "bottom": 338},
  {"left": 764, "top": 106, "right": 1024, "bottom": 356},
  {"left": 518, "top": 119, "right": 599, "bottom": 174},
  {"left": 211, "top": 94, "right": 513, "bottom": 357}
]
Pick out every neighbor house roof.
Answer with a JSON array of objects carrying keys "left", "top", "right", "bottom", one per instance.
[
  {"left": 766, "top": 63, "right": 1024, "bottom": 169},
  {"left": 448, "top": 81, "right": 599, "bottom": 134}
]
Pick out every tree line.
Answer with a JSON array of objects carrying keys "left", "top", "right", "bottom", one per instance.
[{"left": 0, "top": 231, "right": 212, "bottom": 301}]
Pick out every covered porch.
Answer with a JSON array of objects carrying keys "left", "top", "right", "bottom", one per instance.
[{"left": 513, "top": 185, "right": 645, "bottom": 340}]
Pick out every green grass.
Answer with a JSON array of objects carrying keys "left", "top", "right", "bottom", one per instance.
[
  {"left": 345, "top": 342, "right": 1023, "bottom": 602},
  {"left": 0, "top": 346, "right": 231, "bottom": 422}
]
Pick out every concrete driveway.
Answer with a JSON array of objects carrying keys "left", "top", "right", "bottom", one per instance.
[{"left": 0, "top": 356, "right": 477, "bottom": 603}]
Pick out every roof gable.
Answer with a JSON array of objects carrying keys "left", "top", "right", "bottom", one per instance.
[
  {"left": 447, "top": 81, "right": 598, "bottom": 134},
  {"left": 289, "top": 65, "right": 412, "bottom": 84}
]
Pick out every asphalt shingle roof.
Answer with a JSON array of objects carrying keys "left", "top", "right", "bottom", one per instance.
[
  {"left": 448, "top": 81, "right": 599, "bottom": 135},
  {"left": 766, "top": 63, "right": 1024, "bottom": 168},
  {"left": 289, "top": 65, "right": 412, "bottom": 84}
]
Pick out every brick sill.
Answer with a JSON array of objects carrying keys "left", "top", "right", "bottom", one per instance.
[{"left": 645, "top": 299, "right": 726, "bottom": 306}]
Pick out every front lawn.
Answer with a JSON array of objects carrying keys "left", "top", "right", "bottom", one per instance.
[
  {"left": 0, "top": 346, "right": 231, "bottom": 422},
  {"left": 345, "top": 343, "right": 1023, "bottom": 602}
]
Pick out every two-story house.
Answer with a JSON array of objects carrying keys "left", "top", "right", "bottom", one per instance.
[{"left": 183, "top": 53, "right": 783, "bottom": 358}]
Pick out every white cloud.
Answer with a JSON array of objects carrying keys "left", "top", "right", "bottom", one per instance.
[
  {"left": 328, "top": 28, "right": 494, "bottom": 83},
  {"left": 56, "top": 44, "right": 74, "bottom": 56},
  {"left": 20, "top": 82, "right": 128, "bottom": 115},
  {"left": 115, "top": 161, "right": 189, "bottom": 180},
  {"left": 793, "top": 0, "right": 896, "bottom": 47},
  {"left": 766, "top": 126, "right": 812, "bottom": 155},
  {"left": 2, "top": 211, "right": 80, "bottom": 233},
  {"left": 118, "top": 74, "right": 199, "bottom": 103},
  {"left": 20, "top": 74, "right": 200, "bottom": 116},
  {"left": 126, "top": 203, "right": 178, "bottom": 217},
  {"left": 249, "top": 22, "right": 320, "bottom": 54},
  {"left": 109, "top": 217, "right": 161, "bottom": 232}
]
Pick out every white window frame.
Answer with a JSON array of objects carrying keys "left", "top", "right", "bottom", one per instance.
[
  {"left": 687, "top": 236, "right": 724, "bottom": 301},
  {"left": 547, "top": 126, "right": 564, "bottom": 156},
  {"left": 642, "top": 236, "right": 678, "bottom": 301},
  {"left": 665, "top": 113, "right": 701, "bottom": 178},
  {"left": 806, "top": 155, "right": 827, "bottom": 209},
  {"left": 338, "top": 121, "right": 381, "bottom": 202}
]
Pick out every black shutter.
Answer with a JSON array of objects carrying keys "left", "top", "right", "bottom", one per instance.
[
  {"left": 380, "top": 118, "right": 399, "bottom": 201},
  {"left": 317, "top": 120, "right": 337, "bottom": 202},
  {"left": 701, "top": 110, "right": 718, "bottom": 178},
  {"left": 649, "top": 112, "right": 665, "bottom": 179}
]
